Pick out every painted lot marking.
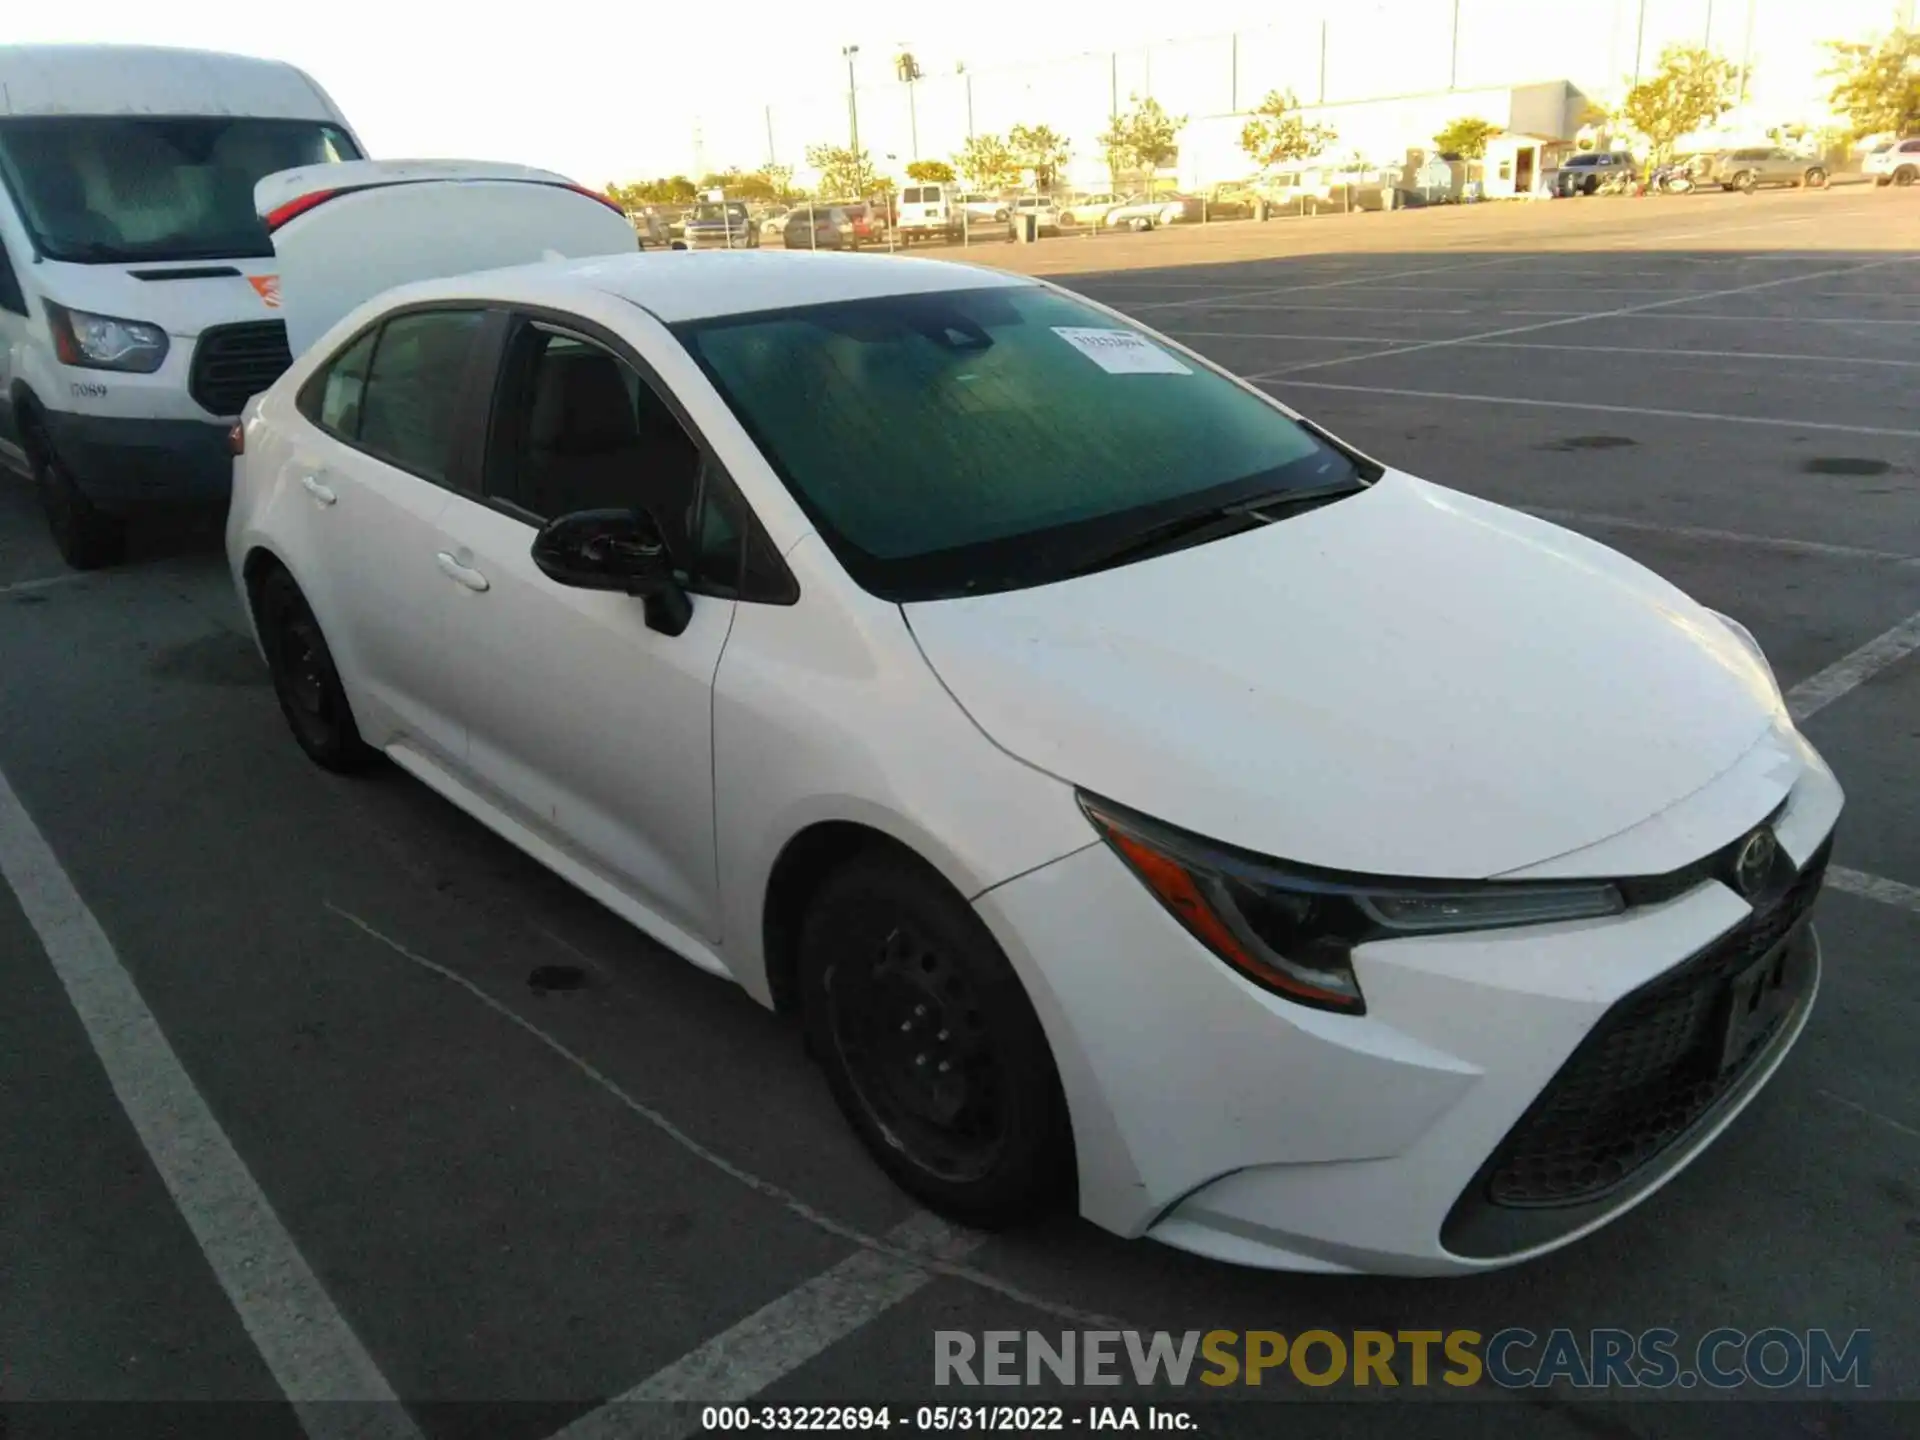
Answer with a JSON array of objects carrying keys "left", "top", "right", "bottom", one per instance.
[
  {"left": 548, "top": 1214, "right": 985, "bottom": 1440},
  {"left": 1827, "top": 867, "right": 1920, "bottom": 918},
  {"left": 1169, "top": 333, "right": 1920, "bottom": 371},
  {"left": 1258, "top": 378, "right": 1920, "bottom": 441},
  {"left": 1784, "top": 609, "right": 1920, "bottom": 722},
  {"left": 330, "top": 905, "right": 1127, "bottom": 1329},
  {"left": 1249, "top": 254, "right": 1920, "bottom": 378},
  {"left": 0, "top": 768, "right": 421, "bottom": 1437},
  {"left": 1520, "top": 509, "right": 1920, "bottom": 568},
  {"left": 0, "top": 572, "right": 89, "bottom": 597}
]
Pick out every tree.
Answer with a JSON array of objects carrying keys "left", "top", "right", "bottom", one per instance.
[
  {"left": 764, "top": 164, "right": 795, "bottom": 201},
  {"left": 953, "top": 133, "right": 1021, "bottom": 190},
  {"left": 1617, "top": 45, "right": 1743, "bottom": 171},
  {"left": 1099, "top": 95, "right": 1186, "bottom": 188},
  {"left": 699, "top": 169, "right": 780, "bottom": 201},
  {"left": 1432, "top": 116, "right": 1500, "bottom": 159},
  {"left": 1008, "top": 123, "right": 1071, "bottom": 191},
  {"left": 805, "top": 143, "right": 880, "bottom": 198},
  {"left": 1238, "top": 89, "right": 1338, "bottom": 171},
  {"left": 1824, "top": 28, "right": 1920, "bottom": 138},
  {"left": 906, "top": 159, "right": 956, "bottom": 183}
]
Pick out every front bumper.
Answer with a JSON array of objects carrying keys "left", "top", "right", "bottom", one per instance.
[
  {"left": 40, "top": 410, "right": 233, "bottom": 512},
  {"left": 973, "top": 730, "right": 1843, "bottom": 1275}
]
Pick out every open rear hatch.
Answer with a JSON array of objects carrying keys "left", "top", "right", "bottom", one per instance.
[{"left": 254, "top": 160, "right": 640, "bottom": 357}]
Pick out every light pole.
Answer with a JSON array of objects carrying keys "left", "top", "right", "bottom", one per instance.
[
  {"left": 1632, "top": 0, "right": 1647, "bottom": 87},
  {"left": 842, "top": 44, "right": 861, "bottom": 178}
]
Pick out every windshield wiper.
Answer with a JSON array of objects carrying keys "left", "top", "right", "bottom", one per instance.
[{"left": 1060, "top": 480, "right": 1366, "bottom": 580}]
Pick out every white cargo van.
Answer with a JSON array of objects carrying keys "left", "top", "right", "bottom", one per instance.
[{"left": 0, "top": 45, "right": 371, "bottom": 568}]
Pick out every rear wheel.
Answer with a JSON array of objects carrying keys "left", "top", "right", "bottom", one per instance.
[
  {"left": 1803, "top": 168, "right": 1828, "bottom": 189},
  {"left": 27, "top": 419, "right": 125, "bottom": 571},
  {"left": 1733, "top": 170, "right": 1758, "bottom": 193},
  {"left": 1896, "top": 166, "right": 1918, "bottom": 187},
  {"left": 800, "top": 849, "right": 1074, "bottom": 1227},
  {"left": 255, "top": 567, "right": 374, "bottom": 773}
]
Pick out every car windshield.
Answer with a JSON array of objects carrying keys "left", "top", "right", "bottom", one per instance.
[
  {"left": 0, "top": 115, "right": 360, "bottom": 263},
  {"left": 674, "top": 286, "right": 1368, "bottom": 601},
  {"left": 694, "top": 204, "right": 744, "bottom": 221}
]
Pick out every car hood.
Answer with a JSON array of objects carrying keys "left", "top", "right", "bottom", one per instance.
[{"left": 903, "top": 471, "right": 1786, "bottom": 879}]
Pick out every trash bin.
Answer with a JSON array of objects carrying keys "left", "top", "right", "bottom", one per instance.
[
  {"left": 1254, "top": 198, "right": 1271, "bottom": 222},
  {"left": 1014, "top": 212, "right": 1038, "bottom": 244}
]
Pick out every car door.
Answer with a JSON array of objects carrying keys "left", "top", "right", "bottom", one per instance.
[
  {"left": 277, "top": 306, "right": 492, "bottom": 765},
  {"left": 426, "top": 311, "right": 744, "bottom": 944}
]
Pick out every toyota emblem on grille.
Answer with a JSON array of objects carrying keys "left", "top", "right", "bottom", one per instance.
[{"left": 1734, "top": 828, "right": 1777, "bottom": 897}]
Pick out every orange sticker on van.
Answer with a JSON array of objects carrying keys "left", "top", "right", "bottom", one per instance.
[{"left": 249, "top": 275, "right": 282, "bottom": 309}]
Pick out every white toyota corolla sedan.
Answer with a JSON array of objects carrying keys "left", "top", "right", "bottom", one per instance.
[{"left": 228, "top": 163, "right": 1842, "bottom": 1275}]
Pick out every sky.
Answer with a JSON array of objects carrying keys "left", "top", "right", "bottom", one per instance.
[{"left": 8, "top": 2, "right": 1907, "bottom": 184}]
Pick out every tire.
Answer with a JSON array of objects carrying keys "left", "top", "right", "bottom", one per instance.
[
  {"left": 28, "top": 420, "right": 125, "bottom": 571},
  {"left": 255, "top": 567, "right": 374, "bottom": 773},
  {"left": 1803, "top": 168, "right": 1828, "bottom": 189},
  {"left": 799, "top": 848, "right": 1074, "bottom": 1227},
  {"left": 1734, "top": 170, "right": 1757, "bottom": 193},
  {"left": 1581, "top": 175, "right": 1599, "bottom": 196},
  {"left": 1896, "top": 167, "right": 1918, "bottom": 187},
  {"left": 1059, "top": 211, "right": 1077, "bottom": 227},
  {"left": 1129, "top": 216, "right": 1153, "bottom": 232}
]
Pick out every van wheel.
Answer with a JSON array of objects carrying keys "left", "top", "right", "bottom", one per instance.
[
  {"left": 800, "top": 848, "right": 1074, "bottom": 1227},
  {"left": 30, "top": 428, "right": 125, "bottom": 571},
  {"left": 256, "top": 567, "right": 374, "bottom": 773}
]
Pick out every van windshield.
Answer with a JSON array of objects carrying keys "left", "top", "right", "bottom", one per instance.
[{"left": 0, "top": 116, "right": 360, "bottom": 263}]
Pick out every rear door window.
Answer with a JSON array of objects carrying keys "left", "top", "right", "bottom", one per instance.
[
  {"left": 0, "top": 236, "right": 25, "bottom": 316},
  {"left": 355, "top": 310, "right": 487, "bottom": 485}
]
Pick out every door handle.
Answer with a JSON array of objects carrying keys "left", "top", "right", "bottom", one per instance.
[
  {"left": 300, "top": 473, "right": 337, "bottom": 506},
  {"left": 435, "top": 551, "right": 490, "bottom": 592}
]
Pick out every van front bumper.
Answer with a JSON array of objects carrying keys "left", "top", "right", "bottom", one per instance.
[{"left": 40, "top": 411, "right": 233, "bottom": 513}]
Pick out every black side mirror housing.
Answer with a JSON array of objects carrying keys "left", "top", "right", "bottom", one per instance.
[{"left": 530, "top": 508, "right": 693, "bottom": 636}]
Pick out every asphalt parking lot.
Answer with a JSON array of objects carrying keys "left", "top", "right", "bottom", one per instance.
[{"left": 3, "top": 188, "right": 1917, "bottom": 1439}]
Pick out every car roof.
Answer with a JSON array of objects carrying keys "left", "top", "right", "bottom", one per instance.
[{"left": 403, "top": 249, "right": 1036, "bottom": 324}]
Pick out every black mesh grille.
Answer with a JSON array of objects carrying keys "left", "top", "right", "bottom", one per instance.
[
  {"left": 188, "top": 321, "right": 292, "bottom": 416},
  {"left": 1481, "top": 838, "right": 1830, "bottom": 1209}
]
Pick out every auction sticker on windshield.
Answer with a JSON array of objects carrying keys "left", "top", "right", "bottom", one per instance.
[{"left": 1052, "top": 327, "right": 1192, "bottom": 375}]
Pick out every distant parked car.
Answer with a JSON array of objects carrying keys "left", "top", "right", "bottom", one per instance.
[
  {"left": 782, "top": 205, "right": 854, "bottom": 250},
  {"left": 682, "top": 201, "right": 759, "bottom": 249},
  {"left": 759, "top": 208, "right": 791, "bottom": 240},
  {"left": 1554, "top": 151, "right": 1636, "bottom": 196},
  {"left": 1056, "top": 193, "right": 1119, "bottom": 227},
  {"left": 1101, "top": 194, "right": 1186, "bottom": 231},
  {"left": 1205, "top": 184, "right": 1260, "bottom": 219},
  {"left": 1863, "top": 138, "right": 1920, "bottom": 186},
  {"left": 1708, "top": 148, "right": 1829, "bottom": 192},
  {"left": 1010, "top": 194, "right": 1061, "bottom": 234}
]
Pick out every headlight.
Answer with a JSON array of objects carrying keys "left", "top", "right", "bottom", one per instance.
[
  {"left": 45, "top": 300, "right": 170, "bottom": 373},
  {"left": 1079, "top": 795, "right": 1624, "bottom": 1016},
  {"left": 1707, "top": 609, "right": 1780, "bottom": 694}
]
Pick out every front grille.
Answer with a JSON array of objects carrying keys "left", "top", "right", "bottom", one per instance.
[
  {"left": 1480, "top": 837, "right": 1831, "bottom": 1210},
  {"left": 188, "top": 321, "right": 292, "bottom": 416}
]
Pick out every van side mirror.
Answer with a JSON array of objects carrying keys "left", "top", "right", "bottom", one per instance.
[{"left": 530, "top": 508, "right": 692, "bottom": 636}]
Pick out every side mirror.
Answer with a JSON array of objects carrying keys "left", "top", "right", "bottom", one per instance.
[{"left": 530, "top": 508, "right": 693, "bottom": 636}]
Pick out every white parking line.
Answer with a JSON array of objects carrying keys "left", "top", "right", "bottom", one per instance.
[
  {"left": 1519, "top": 508, "right": 1920, "bottom": 567},
  {"left": 331, "top": 905, "right": 1128, "bottom": 1328},
  {"left": 1785, "top": 609, "right": 1920, "bottom": 722},
  {"left": 0, "top": 768, "right": 421, "bottom": 1437},
  {"left": 1125, "top": 253, "right": 1529, "bottom": 312},
  {"left": 1827, "top": 867, "right": 1920, "bottom": 917},
  {"left": 1250, "top": 254, "right": 1920, "bottom": 378},
  {"left": 1449, "top": 339, "right": 1920, "bottom": 369},
  {"left": 0, "top": 572, "right": 88, "bottom": 597},
  {"left": 1168, "top": 329, "right": 1403, "bottom": 344},
  {"left": 547, "top": 1213, "right": 984, "bottom": 1440},
  {"left": 1257, "top": 378, "right": 1920, "bottom": 440}
]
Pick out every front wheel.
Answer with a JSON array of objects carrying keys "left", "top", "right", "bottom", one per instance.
[
  {"left": 30, "top": 428, "right": 125, "bottom": 571},
  {"left": 1803, "top": 168, "right": 1828, "bottom": 189},
  {"left": 256, "top": 567, "right": 374, "bottom": 773},
  {"left": 800, "top": 849, "right": 1074, "bottom": 1227},
  {"left": 1129, "top": 216, "right": 1154, "bottom": 232},
  {"left": 1896, "top": 166, "right": 1918, "bottom": 187},
  {"left": 1733, "top": 170, "right": 1757, "bottom": 193}
]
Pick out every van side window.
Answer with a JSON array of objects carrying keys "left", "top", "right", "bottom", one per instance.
[
  {"left": 0, "top": 237, "right": 25, "bottom": 316},
  {"left": 355, "top": 310, "right": 485, "bottom": 485}
]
